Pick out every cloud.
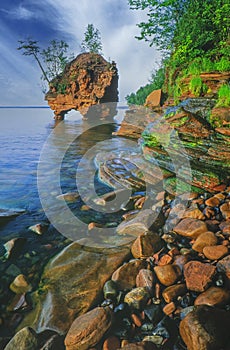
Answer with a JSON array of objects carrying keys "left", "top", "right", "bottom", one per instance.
[
  {"left": 1, "top": 5, "right": 36, "bottom": 20},
  {"left": 0, "top": 0, "right": 162, "bottom": 105},
  {"left": 43, "top": 0, "right": 162, "bottom": 102}
]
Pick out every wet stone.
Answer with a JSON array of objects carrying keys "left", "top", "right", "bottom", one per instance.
[
  {"left": 112, "top": 259, "right": 147, "bottom": 290},
  {"left": 184, "top": 261, "right": 216, "bottom": 292},
  {"left": 192, "top": 231, "right": 217, "bottom": 253},
  {"left": 220, "top": 202, "right": 230, "bottom": 219},
  {"left": 4, "top": 327, "right": 38, "bottom": 350},
  {"left": 205, "top": 196, "right": 220, "bottom": 207},
  {"left": 143, "top": 304, "right": 164, "bottom": 326},
  {"left": 131, "top": 233, "right": 163, "bottom": 259},
  {"left": 103, "top": 280, "right": 118, "bottom": 300},
  {"left": 194, "top": 286, "right": 230, "bottom": 307},
  {"left": 64, "top": 307, "right": 112, "bottom": 350},
  {"left": 9, "top": 274, "right": 32, "bottom": 294},
  {"left": 203, "top": 245, "right": 228, "bottom": 260},
  {"left": 173, "top": 218, "right": 208, "bottom": 239},
  {"left": 162, "top": 284, "right": 187, "bottom": 303},
  {"left": 136, "top": 269, "right": 155, "bottom": 295},
  {"left": 217, "top": 254, "right": 230, "bottom": 280},
  {"left": 116, "top": 209, "right": 156, "bottom": 237},
  {"left": 102, "top": 335, "right": 120, "bottom": 350},
  {"left": 124, "top": 287, "right": 150, "bottom": 310},
  {"left": 154, "top": 264, "right": 181, "bottom": 286},
  {"left": 179, "top": 305, "right": 230, "bottom": 350}
]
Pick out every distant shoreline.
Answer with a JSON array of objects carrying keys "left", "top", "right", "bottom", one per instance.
[{"left": 0, "top": 106, "right": 49, "bottom": 109}]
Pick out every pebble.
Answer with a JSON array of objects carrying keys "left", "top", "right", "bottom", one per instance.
[
  {"left": 162, "top": 284, "right": 187, "bottom": 303},
  {"left": 173, "top": 218, "right": 208, "bottom": 238},
  {"left": 9, "top": 274, "right": 32, "bottom": 294},
  {"left": 64, "top": 307, "right": 112, "bottom": 350},
  {"left": 220, "top": 202, "right": 230, "bottom": 219},
  {"left": 184, "top": 261, "right": 216, "bottom": 292},
  {"left": 28, "top": 223, "right": 48, "bottom": 235},
  {"left": 194, "top": 286, "right": 230, "bottom": 306},
  {"left": 163, "top": 302, "right": 176, "bottom": 315},
  {"left": 124, "top": 287, "right": 150, "bottom": 310},
  {"left": 112, "top": 259, "right": 147, "bottom": 290},
  {"left": 203, "top": 245, "right": 228, "bottom": 260},
  {"left": 217, "top": 254, "right": 230, "bottom": 280},
  {"left": 103, "top": 336, "right": 120, "bottom": 350},
  {"left": 192, "top": 231, "right": 217, "bottom": 252},
  {"left": 205, "top": 196, "right": 220, "bottom": 207},
  {"left": 103, "top": 280, "right": 118, "bottom": 300},
  {"left": 136, "top": 269, "right": 155, "bottom": 295},
  {"left": 154, "top": 264, "right": 181, "bottom": 286},
  {"left": 131, "top": 233, "right": 163, "bottom": 259}
]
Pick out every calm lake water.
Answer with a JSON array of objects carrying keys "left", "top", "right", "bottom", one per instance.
[{"left": 0, "top": 106, "right": 133, "bottom": 240}]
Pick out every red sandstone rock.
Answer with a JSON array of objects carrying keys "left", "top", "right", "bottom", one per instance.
[
  {"left": 184, "top": 261, "right": 216, "bottom": 292},
  {"left": 163, "top": 301, "right": 176, "bottom": 315},
  {"left": 45, "top": 53, "right": 118, "bottom": 119},
  {"left": 136, "top": 269, "right": 155, "bottom": 294},
  {"left": 145, "top": 89, "right": 162, "bottom": 109},
  {"left": 203, "top": 245, "right": 228, "bottom": 260},
  {"left": 205, "top": 196, "right": 220, "bottom": 207},
  {"left": 219, "top": 220, "right": 230, "bottom": 234},
  {"left": 131, "top": 233, "right": 163, "bottom": 259},
  {"left": 173, "top": 218, "right": 208, "bottom": 239},
  {"left": 179, "top": 305, "right": 230, "bottom": 350},
  {"left": 194, "top": 286, "right": 230, "bottom": 307},
  {"left": 112, "top": 259, "right": 147, "bottom": 290},
  {"left": 154, "top": 264, "right": 181, "bottom": 286},
  {"left": 64, "top": 307, "right": 112, "bottom": 350},
  {"left": 220, "top": 202, "right": 230, "bottom": 219},
  {"left": 103, "top": 336, "right": 120, "bottom": 350},
  {"left": 192, "top": 231, "right": 217, "bottom": 253},
  {"left": 217, "top": 254, "right": 230, "bottom": 280},
  {"left": 162, "top": 284, "right": 187, "bottom": 303}
]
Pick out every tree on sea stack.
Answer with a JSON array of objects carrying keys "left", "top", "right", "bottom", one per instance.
[
  {"left": 80, "top": 24, "right": 103, "bottom": 54},
  {"left": 17, "top": 38, "right": 73, "bottom": 91}
]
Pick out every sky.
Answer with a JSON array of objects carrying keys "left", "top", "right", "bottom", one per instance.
[{"left": 0, "top": 0, "right": 161, "bottom": 105}]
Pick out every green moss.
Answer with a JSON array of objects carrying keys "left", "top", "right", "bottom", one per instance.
[
  {"left": 216, "top": 84, "right": 230, "bottom": 107},
  {"left": 189, "top": 76, "right": 203, "bottom": 96}
]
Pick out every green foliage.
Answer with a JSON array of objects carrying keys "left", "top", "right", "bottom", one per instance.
[
  {"left": 129, "top": 0, "right": 230, "bottom": 102},
  {"left": 81, "top": 24, "right": 103, "bottom": 54},
  {"left": 41, "top": 40, "right": 74, "bottom": 82},
  {"left": 126, "top": 65, "right": 165, "bottom": 105},
  {"left": 18, "top": 38, "right": 73, "bottom": 92},
  {"left": 128, "top": 0, "right": 188, "bottom": 52},
  {"left": 189, "top": 76, "right": 203, "bottom": 97},
  {"left": 216, "top": 84, "right": 230, "bottom": 107}
]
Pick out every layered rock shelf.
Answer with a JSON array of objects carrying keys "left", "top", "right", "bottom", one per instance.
[{"left": 45, "top": 53, "right": 118, "bottom": 120}]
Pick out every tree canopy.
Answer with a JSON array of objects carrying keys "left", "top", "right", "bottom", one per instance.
[
  {"left": 80, "top": 24, "right": 103, "bottom": 54},
  {"left": 18, "top": 38, "right": 73, "bottom": 91},
  {"left": 128, "top": 0, "right": 230, "bottom": 59}
]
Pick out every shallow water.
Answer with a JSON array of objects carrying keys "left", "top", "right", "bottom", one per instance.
[{"left": 0, "top": 106, "right": 134, "bottom": 240}]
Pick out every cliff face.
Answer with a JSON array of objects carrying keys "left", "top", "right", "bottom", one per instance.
[
  {"left": 45, "top": 53, "right": 118, "bottom": 119},
  {"left": 115, "top": 71, "right": 230, "bottom": 192}
]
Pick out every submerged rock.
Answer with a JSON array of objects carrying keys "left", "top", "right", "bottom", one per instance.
[
  {"left": 4, "top": 327, "right": 38, "bottom": 350},
  {"left": 18, "top": 237, "right": 130, "bottom": 334}
]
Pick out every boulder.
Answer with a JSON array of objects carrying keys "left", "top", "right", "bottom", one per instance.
[
  {"left": 145, "top": 89, "right": 163, "bottom": 109},
  {"left": 179, "top": 305, "right": 230, "bottom": 350},
  {"left": 18, "top": 237, "right": 130, "bottom": 334},
  {"left": 4, "top": 327, "right": 38, "bottom": 350},
  {"left": 64, "top": 307, "right": 112, "bottom": 350}
]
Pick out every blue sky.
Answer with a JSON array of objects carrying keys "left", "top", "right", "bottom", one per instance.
[{"left": 0, "top": 0, "right": 161, "bottom": 105}]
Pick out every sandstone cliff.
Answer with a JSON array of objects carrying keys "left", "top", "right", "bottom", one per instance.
[{"left": 45, "top": 53, "right": 118, "bottom": 119}]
